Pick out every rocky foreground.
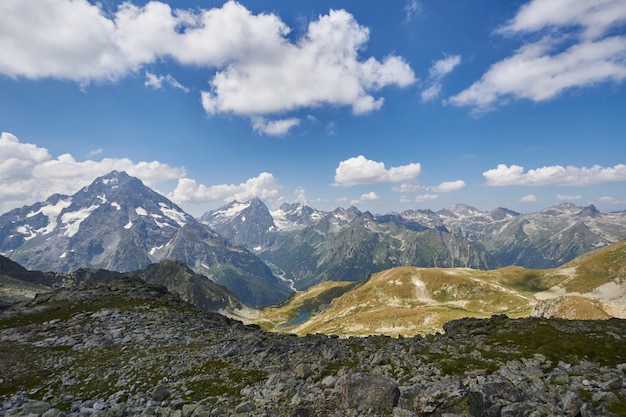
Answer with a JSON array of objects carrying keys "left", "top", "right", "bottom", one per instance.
[{"left": 1, "top": 279, "right": 625, "bottom": 417}]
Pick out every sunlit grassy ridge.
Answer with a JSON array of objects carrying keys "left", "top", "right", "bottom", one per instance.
[{"left": 253, "top": 240, "right": 626, "bottom": 336}]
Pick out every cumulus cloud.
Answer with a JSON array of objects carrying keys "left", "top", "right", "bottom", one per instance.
[
  {"left": 449, "top": 0, "right": 626, "bottom": 110},
  {"left": 201, "top": 9, "right": 415, "bottom": 117},
  {"left": 520, "top": 194, "right": 537, "bottom": 203},
  {"left": 431, "top": 180, "right": 466, "bottom": 193},
  {"left": 483, "top": 163, "right": 626, "bottom": 186},
  {"left": 350, "top": 191, "right": 380, "bottom": 206},
  {"left": 0, "top": 132, "right": 185, "bottom": 213},
  {"left": 421, "top": 54, "right": 461, "bottom": 102},
  {"left": 333, "top": 155, "right": 421, "bottom": 187},
  {"left": 252, "top": 117, "right": 301, "bottom": 136},
  {"left": 0, "top": 0, "right": 415, "bottom": 130},
  {"left": 167, "top": 172, "right": 282, "bottom": 205}
]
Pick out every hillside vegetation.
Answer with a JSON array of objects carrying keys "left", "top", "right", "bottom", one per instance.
[{"left": 254, "top": 240, "right": 626, "bottom": 336}]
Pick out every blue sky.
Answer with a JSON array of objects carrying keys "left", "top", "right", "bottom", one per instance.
[{"left": 1, "top": 0, "right": 626, "bottom": 216}]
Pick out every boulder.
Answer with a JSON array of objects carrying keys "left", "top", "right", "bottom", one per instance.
[{"left": 337, "top": 372, "right": 400, "bottom": 413}]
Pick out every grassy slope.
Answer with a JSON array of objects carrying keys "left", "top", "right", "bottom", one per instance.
[{"left": 254, "top": 240, "right": 626, "bottom": 336}]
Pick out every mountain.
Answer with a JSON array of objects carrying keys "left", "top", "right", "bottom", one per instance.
[
  {"left": 0, "top": 254, "right": 246, "bottom": 314},
  {"left": 203, "top": 199, "right": 498, "bottom": 291},
  {"left": 402, "top": 202, "right": 626, "bottom": 268},
  {"left": 200, "top": 197, "right": 277, "bottom": 249},
  {"left": 255, "top": 239, "right": 626, "bottom": 336},
  {"left": 0, "top": 256, "right": 63, "bottom": 309},
  {"left": 0, "top": 171, "right": 291, "bottom": 307},
  {"left": 269, "top": 202, "right": 326, "bottom": 231}
]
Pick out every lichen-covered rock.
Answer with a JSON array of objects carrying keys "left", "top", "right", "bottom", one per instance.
[
  {"left": 1, "top": 280, "right": 626, "bottom": 417},
  {"left": 337, "top": 372, "right": 400, "bottom": 413}
]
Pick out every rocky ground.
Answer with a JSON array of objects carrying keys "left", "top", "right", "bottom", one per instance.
[{"left": 1, "top": 278, "right": 625, "bottom": 417}]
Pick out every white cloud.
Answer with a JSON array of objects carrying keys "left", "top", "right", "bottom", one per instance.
[
  {"left": 421, "top": 54, "right": 461, "bottom": 102},
  {"left": 294, "top": 187, "right": 307, "bottom": 204},
  {"left": 557, "top": 194, "right": 583, "bottom": 201},
  {"left": 333, "top": 155, "right": 421, "bottom": 187},
  {"left": 431, "top": 180, "right": 466, "bottom": 193},
  {"left": 201, "top": 9, "right": 415, "bottom": 117},
  {"left": 414, "top": 194, "right": 439, "bottom": 203},
  {"left": 404, "top": 0, "right": 423, "bottom": 22},
  {"left": 520, "top": 194, "right": 537, "bottom": 203},
  {"left": 167, "top": 172, "right": 282, "bottom": 205},
  {"left": 420, "top": 85, "right": 442, "bottom": 102},
  {"left": 0, "top": 1, "right": 414, "bottom": 128},
  {"left": 350, "top": 191, "right": 380, "bottom": 206},
  {"left": 498, "top": 0, "right": 626, "bottom": 40},
  {"left": 393, "top": 179, "right": 465, "bottom": 193},
  {"left": 0, "top": 132, "right": 185, "bottom": 213},
  {"left": 252, "top": 117, "right": 300, "bottom": 136},
  {"left": 449, "top": 0, "right": 626, "bottom": 110},
  {"left": 483, "top": 163, "right": 626, "bottom": 186},
  {"left": 598, "top": 196, "right": 626, "bottom": 205},
  {"left": 429, "top": 55, "right": 462, "bottom": 79},
  {"left": 361, "top": 192, "right": 380, "bottom": 201},
  {"left": 86, "top": 148, "right": 103, "bottom": 158},
  {"left": 145, "top": 71, "right": 189, "bottom": 93},
  {"left": 392, "top": 183, "right": 421, "bottom": 193}
]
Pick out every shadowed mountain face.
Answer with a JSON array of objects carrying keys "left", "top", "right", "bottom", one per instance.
[
  {"left": 0, "top": 255, "right": 244, "bottom": 314},
  {"left": 0, "top": 171, "right": 291, "bottom": 307}
]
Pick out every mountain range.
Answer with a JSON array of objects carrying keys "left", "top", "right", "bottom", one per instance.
[
  {"left": 0, "top": 171, "right": 289, "bottom": 307},
  {"left": 2, "top": 170, "right": 626, "bottom": 308},
  {"left": 201, "top": 197, "right": 626, "bottom": 289},
  {"left": 2, "top": 236, "right": 626, "bottom": 339}
]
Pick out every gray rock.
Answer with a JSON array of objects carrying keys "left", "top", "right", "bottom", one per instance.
[
  {"left": 234, "top": 400, "right": 256, "bottom": 413},
  {"left": 337, "top": 372, "right": 400, "bottom": 413}
]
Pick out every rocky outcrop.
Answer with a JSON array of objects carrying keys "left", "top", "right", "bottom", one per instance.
[{"left": 1, "top": 281, "right": 625, "bottom": 416}]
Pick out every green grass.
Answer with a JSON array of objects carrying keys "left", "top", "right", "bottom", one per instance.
[{"left": 182, "top": 359, "right": 266, "bottom": 399}]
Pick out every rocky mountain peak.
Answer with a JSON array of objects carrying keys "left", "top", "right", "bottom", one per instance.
[
  {"left": 0, "top": 173, "right": 290, "bottom": 307},
  {"left": 200, "top": 198, "right": 276, "bottom": 250},
  {"left": 576, "top": 204, "right": 600, "bottom": 218}
]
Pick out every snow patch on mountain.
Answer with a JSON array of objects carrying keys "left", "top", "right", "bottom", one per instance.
[
  {"left": 135, "top": 207, "right": 148, "bottom": 216},
  {"left": 25, "top": 198, "right": 72, "bottom": 236},
  {"left": 111, "top": 202, "right": 121, "bottom": 210},
  {"left": 214, "top": 201, "right": 250, "bottom": 219},
  {"left": 159, "top": 203, "right": 187, "bottom": 227},
  {"left": 61, "top": 204, "right": 99, "bottom": 237}
]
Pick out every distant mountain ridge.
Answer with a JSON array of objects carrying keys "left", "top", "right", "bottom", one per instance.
[
  {"left": 0, "top": 171, "right": 290, "bottom": 307},
  {"left": 201, "top": 198, "right": 626, "bottom": 290}
]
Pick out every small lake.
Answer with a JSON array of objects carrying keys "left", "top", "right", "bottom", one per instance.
[{"left": 283, "top": 309, "right": 311, "bottom": 327}]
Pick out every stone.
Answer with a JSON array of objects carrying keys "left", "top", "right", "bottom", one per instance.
[
  {"left": 561, "top": 390, "right": 583, "bottom": 416},
  {"left": 17, "top": 400, "right": 52, "bottom": 415},
  {"left": 234, "top": 400, "right": 256, "bottom": 413},
  {"left": 337, "top": 372, "right": 400, "bottom": 413},
  {"left": 151, "top": 384, "right": 171, "bottom": 402}
]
